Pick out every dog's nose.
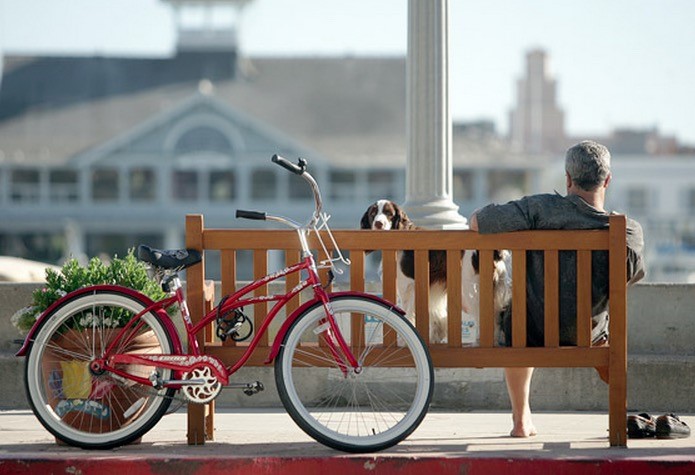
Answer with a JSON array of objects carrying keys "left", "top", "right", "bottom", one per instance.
[{"left": 374, "top": 221, "right": 384, "bottom": 230}]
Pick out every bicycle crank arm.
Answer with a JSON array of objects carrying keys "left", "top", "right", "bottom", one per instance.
[{"left": 226, "top": 381, "right": 265, "bottom": 396}]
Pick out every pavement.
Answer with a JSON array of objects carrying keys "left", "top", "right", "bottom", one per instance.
[{"left": 1, "top": 409, "right": 695, "bottom": 474}]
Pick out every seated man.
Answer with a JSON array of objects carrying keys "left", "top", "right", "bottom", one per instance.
[{"left": 470, "top": 140, "right": 645, "bottom": 437}]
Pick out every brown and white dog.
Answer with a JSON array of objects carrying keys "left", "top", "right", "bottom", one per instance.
[{"left": 360, "top": 199, "right": 511, "bottom": 344}]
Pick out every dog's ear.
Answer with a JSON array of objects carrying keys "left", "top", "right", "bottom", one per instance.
[
  {"left": 360, "top": 205, "right": 374, "bottom": 229},
  {"left": 392, "top": 204, "right": 412, "bottom": 230},
  {"left": 471, "top": 250, "right": 480, "bottom": 273}
]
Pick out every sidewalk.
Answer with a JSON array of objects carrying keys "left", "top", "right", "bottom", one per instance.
[{"left": 1, "top": 409, "right": 694, "bottom": 474}]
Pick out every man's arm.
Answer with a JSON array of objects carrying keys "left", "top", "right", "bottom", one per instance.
[
  {"left": 626, "top": 219, "right": 646, "bottom": 284},
  {"left": 469, "top": 198, "right": 534, "bottom": 234},
  {"left": 469, "top": 211, "right": 479, "bottom": 231}
]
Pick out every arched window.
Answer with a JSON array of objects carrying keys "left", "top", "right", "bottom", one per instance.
[{"left": 174, "top": 126, "right": 233, "bottom": 155}]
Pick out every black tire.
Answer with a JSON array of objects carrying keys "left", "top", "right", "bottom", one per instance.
[
  {"left": 24, "top": 290, "right": 176, "bottom": 449},
  {"left": 275, "top": 295, "right": 434, "bottom": 452}
]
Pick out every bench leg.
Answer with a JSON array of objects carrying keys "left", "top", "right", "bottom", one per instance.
[
  {"left": 608, "top": 361, "right": 628, "bottom": 446},
  {"left": 186, "top": 278, "right": 217, "bottom": 445},
  {"left": 205, "top": 400, "right": 215, "bottom": 441},
  {"left": 187, "top": 403, "right": 206, "bottom": 445}
]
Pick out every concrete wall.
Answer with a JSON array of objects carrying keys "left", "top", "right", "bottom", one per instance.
[{"left": 2, "top": 283, "right": 694, "bottom": 414}]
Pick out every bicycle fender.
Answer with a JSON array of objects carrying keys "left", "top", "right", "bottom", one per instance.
[
  {"left": 15, "top": 285, "right": 183, "bottom": 357},
  {"left": 265, "top": 291, "right": 405, "bottom": 364}
]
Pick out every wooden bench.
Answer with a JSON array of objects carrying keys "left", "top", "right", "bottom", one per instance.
[{"left": 184, "top": 213, "right": 629, "bottom": 447}]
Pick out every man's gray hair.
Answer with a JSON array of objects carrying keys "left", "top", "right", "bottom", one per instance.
[{"left": 565, "top": 140, "right": 611, "bottom": 191}]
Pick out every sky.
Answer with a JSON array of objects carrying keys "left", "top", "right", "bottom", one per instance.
[{"left": 1, "top": 0, "right": 694, "bottom": 145}]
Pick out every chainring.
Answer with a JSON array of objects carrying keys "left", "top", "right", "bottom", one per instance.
[{"left": 181, "top": 366, "right": 223, "bottom": 404}]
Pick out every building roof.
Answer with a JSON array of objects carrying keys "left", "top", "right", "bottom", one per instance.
[{"left": 0, "top": 52, "right": 536, "bottom": 168}]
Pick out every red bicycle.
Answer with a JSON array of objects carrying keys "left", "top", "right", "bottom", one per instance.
[{"left": 18, "top": 155, "right": 434, "bottom": 453}]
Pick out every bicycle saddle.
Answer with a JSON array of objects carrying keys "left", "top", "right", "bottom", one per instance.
[{"left": 137, "top": 245, "right": 202, "bottom": 270}]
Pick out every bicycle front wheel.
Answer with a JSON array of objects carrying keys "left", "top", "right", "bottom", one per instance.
[
  {"left": 24, "top": 290, "right": 176, "bottom": 449},
  {"left": 275, "top": 295, "right": 434, "bottom": 452}
]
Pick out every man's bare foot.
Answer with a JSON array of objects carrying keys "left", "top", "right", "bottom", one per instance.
[{"left": 510, "top": 421, "right": 537, "bottom": 437}]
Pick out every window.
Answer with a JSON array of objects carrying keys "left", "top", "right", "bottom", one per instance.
[
  {"left": 0, "top": 232, "right": 65, "bottom": 263},
  {"left": 10, "top": 169, "right": 40, "bottom": 203},
  {"left": 91, "top": 168, "right": 119, "bottom": 201},
  {"left": 172, "top": 170, "right": 199, "bottom": 201},
  {"left": 289, "top": 173, "right": 313, "bottom": 200},
  {"left": 86, "top": 233, "right": 163, "bottom": 260},
  {"left": 367, "top": 170, "right": 396, "bottom": 200},
  {"left": 210, "top": 171, "right": 236, "bottom": 201},
  {"left": 453, "top": 170, "right": 474, "bottom": 202},
  {"left": 130, "top": 168, "right": 156, "bottom": 202},
  {"left": 251, "top": 169, "right": 277, "bottom": 200},
  {"left": 626, "top": 187, "right": 648, "bottom": 215},
  {"left": 487, "top": 170, "right": 527, "bottom": 201},
  {"left": 687, "top": 188, "right": 695, "bottom": 215},
  {"left": 683, "top": 232, "right": 695, "bottom": 251},
  {"left": 329, "top": 170, "right": 356, "bottom": 201},
  {"left": 49, "top": 169, "right": 79, "bottom": 202},
  {"left": 175, "top": 126, "right": 232, "bottom": 155}
]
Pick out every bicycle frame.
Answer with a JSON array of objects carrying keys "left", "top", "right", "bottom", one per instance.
[
  {"left": 189, "top": 252, "right": 359, "bottom": 375},
  {"left": 95, "top": 248, "right": 360, "bottom": 390},
  {"left": 18, "top": 155, "right": 365, "bottom": 390}
]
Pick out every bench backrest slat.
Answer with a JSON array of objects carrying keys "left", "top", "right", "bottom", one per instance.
[
  {"left": 510, "top": 250, "right": 527, "bottom": 348},
  {"left": 446, "top": 250, "right": 463, "bottom": 348},
  {"left": 577, "top": 250, "right": 593, "bottom": 347},
  {"left": 543, "top": 250, "right": 560, "bottom": 347}
]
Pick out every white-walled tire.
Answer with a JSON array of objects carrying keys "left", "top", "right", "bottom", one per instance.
[
  {"left": 275, "top": 296, "right": 433, "bottom": 452},
  {"left": 24, "top": 290, "right": 175, "bottom": 449}
]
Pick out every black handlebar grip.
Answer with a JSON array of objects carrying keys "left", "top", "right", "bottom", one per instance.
[
  {"left": 271, "top": 154, "right": 306, "bottom": 175},
  {"left": 236, "top": 210, "right": 267, "bottom": 220}
]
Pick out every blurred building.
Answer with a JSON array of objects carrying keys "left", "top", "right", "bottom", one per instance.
[
  {"left": 607, "top": 156, "right": 695, "bottom": 283},
  {"left": 509, "top": 49, "right": 566, "bottom": 155},
  {"left": 0, "top": 5, "right": 546, "bottom": 278},
  {"left": 3, "top": 13, "right": 694, "bottom": 283}
]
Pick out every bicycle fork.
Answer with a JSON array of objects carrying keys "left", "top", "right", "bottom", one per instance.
[{"left": 315, "top": 301, "right": 361, "bottom": 377}]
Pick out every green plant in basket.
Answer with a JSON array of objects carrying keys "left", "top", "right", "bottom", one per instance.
[{"left": 11, "top": 249, "right": 166, "bottom": 335}]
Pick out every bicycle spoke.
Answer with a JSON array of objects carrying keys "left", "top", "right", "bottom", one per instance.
[
  {"left": 26, "top": 291, "right": 176, "bottom": 448},
  {"left": 277, "top": 297, "right": 433, "bottom": 452}
]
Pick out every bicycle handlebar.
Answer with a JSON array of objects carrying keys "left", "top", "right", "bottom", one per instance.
[
  {"left": 237, "top": 154, "right": 323, "bottom": 229},
  {"left": 236, "top": 210, "right": 266, "bottom": 220},
  {"left": 272, "top": 154, "right": 306, "bottom": 175},
  {"left": 236, "top": 154, "right": 350, "bottom": 271}
]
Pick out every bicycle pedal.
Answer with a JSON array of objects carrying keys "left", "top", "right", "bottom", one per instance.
[{"left": 242, "top": 381, "right": 264, "bottom": 396}]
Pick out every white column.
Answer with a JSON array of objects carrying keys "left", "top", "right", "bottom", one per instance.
[
  {"left": 404, "top": 0, "right": 467, "bottom": 229},
  {"left": 63, "top": 219, "right": 87, "bottom": 263}
]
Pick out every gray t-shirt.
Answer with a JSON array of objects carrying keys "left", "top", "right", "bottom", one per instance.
[{"left": 476, "top": 193, "right": 645, "bottom": 346}]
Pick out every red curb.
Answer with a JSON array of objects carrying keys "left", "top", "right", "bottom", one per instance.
[{"left": 2, "top": 456, "right": 695, "bottom": 475}]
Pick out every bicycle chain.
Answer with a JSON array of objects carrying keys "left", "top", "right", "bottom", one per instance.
[{"left": 105, "top": 373, "right": 200, "bottom": 415}]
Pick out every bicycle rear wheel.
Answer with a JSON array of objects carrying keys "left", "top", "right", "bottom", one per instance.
[
  {"left": 24, "top": 290, "right": 175, "bottom": 449},
  {"left": 275, "top": 295, "right": 433, "bottom": 452}
]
